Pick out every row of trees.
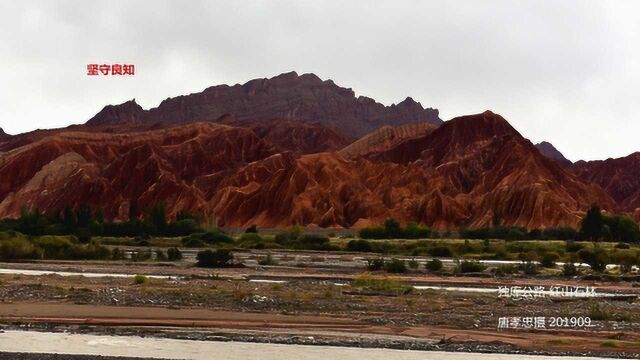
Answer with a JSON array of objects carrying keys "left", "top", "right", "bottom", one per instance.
[
  {"left": 356, "top": 205, "right": 640, "bottom": 242},
  {"left": 2, "top": 204, "right": 638, "bottom": 242},
  {"left": 0, "top": 205, "right": 202, "bottom": 239},
  {"left": 580, "top": 205, "right": 640, "bottom": 242},
  {"left": 359, "top": 219, "right": 431, "bottom": 239}
]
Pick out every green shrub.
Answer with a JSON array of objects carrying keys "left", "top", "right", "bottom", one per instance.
[
  {"left": 455, "top": 260, "right": 486, "bottom": 274},
  {"left": 165, "top": 219, "right": 201, "bottom": 236},
  {"left": 384, "top": 258, "right": 407, "bottom": 273},
  {"left": 358, "top": 226, "right": 387, "bottom": 239},
  {"left": 155, "top": 249, "right": 167, "bottom": 261},
  {"left": 182, "top": 230, "right": 233, "bottom": 247},
  {"left": 131, "top": 249, "right": 152, "bottom": 261},
  {"left": 0, "top": 236, "right": 41, "bottom": 260},
  {"left": 133, "top": 274, "right": 148, "bottom": 285},
  {"left": 358, "top": 219, "right": 430, "bottom": 239},
  {"left": 258, "top": 253, "right": 277, "bottom": 266},
  {"left": 428, "top": 246, "right": 453, "bottom": 257},
  {"left": 167, "top": 247, "right": 182, "bottom": 261},
  {"left": 614, "top": 243, "right": 630, "bottom": 249},
  {"left": 578, "top": 247, "right": 608, "bottom": 272},
  {"left": 296, "top": 235, "right": 336, "bottom": 250},
  {"left": 111, "top": 247, "right": 125, "bottom": 260},
  {"left": 366, "top": 257, "right": 385, "bottom": 271},
  {"left": 494, "top": 264, "right": 517, "bottom": 276},
  {"left": 540, "top": 252, "right": 559, "bottom": 268},
  {"left": 408, "top": 258, "right": 419, "bottom": 269},
  {"left": 589, "top": 302, "right": 613, "bottom": 321},
  {"left": 181, "top": 237, "right": 205, "bottom": 247},
  {"left": 611, "top": 250, "right": 637, "bottom": 273},
  {"left": 32, "top": 236, "right": 74, "bottom": 258},
  {"left": 196, "top": 249, "right": 234, "bottom": 268},
  {"left": 237, "top": 233, "right": 267, "bottom": 249},
  {"left": 352, "top": 274, "right": 412, "bottom": 295},
  {"left": 565, "top": 240, "right": 584, "bottom": 253},
  {"left": 245, "top": 224, "right": 258, "bottom": 233},
  {"left": 275, "top": 226, "right": 303, "bottom": 244},
  {"left": 518, "top": 261, "right": 539, "bottom": 275},
  {"left": 492, "top": 245, "right": 509, "bottom": 260},
  {"left": 425, "top": 258, "right": 443, "bottom": 272},
  {"left": 346, "top": 239, "right": 372, "bottom": 252},
  {"left": 561, "top": 260, "right": 579, "bottom": 277}
]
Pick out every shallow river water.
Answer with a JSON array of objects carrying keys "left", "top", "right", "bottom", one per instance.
[{"left": 0, "top": 330, "right": 623, "bottom": 360}]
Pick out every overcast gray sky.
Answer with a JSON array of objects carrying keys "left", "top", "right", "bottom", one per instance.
[{"left": 1, "top": 0, "right": 639, "bottom": 161}]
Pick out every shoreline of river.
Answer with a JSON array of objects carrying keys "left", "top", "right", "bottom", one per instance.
[{"left": 2, "top": 324, "right": 637, "bottom": 359}]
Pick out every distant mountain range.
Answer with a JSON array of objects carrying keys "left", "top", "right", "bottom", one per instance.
[{"left": 0, "top": 72, "right": 637, "bottom": 229}]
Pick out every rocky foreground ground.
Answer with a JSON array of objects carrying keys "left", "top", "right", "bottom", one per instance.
[
  {"left": 0, "top": 258, "right": 639, "bottom": 358},
  {"left": 0, "top": 353, "right": 167, "bottom": 360}
]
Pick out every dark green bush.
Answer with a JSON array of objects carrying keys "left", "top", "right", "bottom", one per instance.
[
  {"left": 155, "top": 249, "right": 167, "bottom": 261},
  {"left": 565, "top": 240, "right": 584, "bottom": 253},
  {"left": 578, "top": 247, "right": 609, "bottom": 272},
  {"left": 111, "top": 247, "right": 125, "bottom": 260},
  {"left": 181, "top": 237, "right": 205, "bottom": 247},
  {"left": 131, "top": 249, "right": 152, "bottom": 261},
  {"left": 428, "top": 246, "right": 453, "bottom": 257},
  {"left": 425, "top": 258, "right": 443, "bottom": 272},
  {"left": 384, "top": 258, "right": 407, "bottom": 273},
  {"left": 455, "top": 260, "right": 486, "bottom": 273},
  {"left": 494, "top": 264, "right": 517, "bottom": 276},
  {"left": 346, "top": 239, "right": 372, "bottom": 252},
  {"left": 167, "top": 247, "right": 183, "bottom": 261},
  {"left": 182, "top": 230, "right": 233, "bottom": 246},
  {"left": 295, "top": 235, "right": 336, "bottom": 250},
  {"left": 0, "top": 236, "right": 42, "bottom": 260},
  {"left": 165, "top": 219, "right": 201, "bottom": 236},
  {"left": 540, "top": 252, "right": 559, "bottom": 268},
  {"left": 518, "top": 261, "right": 539, "bottom": 275},
  {"left": 358, "top": 219, "right": 430, "bottom": 239},
  {"left": 237, "top": 233, "right": 266, "bottom": 248},
  {"left": 366, "top": 257, "right": 385, "bottom": 271},
  {"left": 196, "top": 249, "right": 234, "bottom": 268}
]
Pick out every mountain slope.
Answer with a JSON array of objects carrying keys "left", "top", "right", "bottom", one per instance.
[
  {"left": 85, "top": 71, "right": 442, "bottom": 137},
  {"left": 572, "top": 153, "right": 640, "bottom": 213},
  {"left": 339, "top": 122, "right": 435, "bottom": 159},
  {"left": 372, "top": 111, "right": 614, "bottom": 228},
  {"left": 0, "top": 112, "right": 615, "bottom": 230},
  {"left": 535, "top": 141, "right": 572, "bottom": 166}
]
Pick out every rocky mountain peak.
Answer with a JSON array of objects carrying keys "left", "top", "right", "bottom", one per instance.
[
  {"left": 535, "top": 141, "right": 572, "bottom": 166},
  {"left": 86, "top": 99, "right": 144, "bottom": 127}
]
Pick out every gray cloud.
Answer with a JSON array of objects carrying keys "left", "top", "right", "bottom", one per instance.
[{"left": 0, "top": 0, "right": 639, "bottom": 161}]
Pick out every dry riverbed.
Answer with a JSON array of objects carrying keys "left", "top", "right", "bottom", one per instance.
[{"left": 0, "top": 258, "right": 639, "bottom": 358}]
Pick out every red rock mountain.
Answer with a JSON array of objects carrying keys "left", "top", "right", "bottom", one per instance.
[
  {"left": 85, "top": 71, "right": 442, "bottom": 137},
  {"left": 339, "top": 122, "right": 436, "bottom": 159},
  {"left": 220, "top": 117, "right": 353, "bottom": 156},
  {"left": 1, "top": 73, "right": 631, "bottom": 229},
  {"left": 0, "top": 111, "right": 616, "bottom": 230},
  {"left": 571, "top": 153, "right": 640, "bottom": 215},
  {"left": 535, "top": 141, "right": 572, "bottom": 166},
  {"left": 364, "top": 111, "right": 613, "bottom": 228}
]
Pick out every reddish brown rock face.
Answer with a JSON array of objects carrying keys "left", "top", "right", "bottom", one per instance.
[
  {"left": 222, "top": 118, "right": 353, "bottom": 156},
  {"left": 85, "top": 71, "right": 442, "bottom": 138},
  {"left": 571, "top": 153, "right": 640, "bottom": 213},
  {"left": 0, "top": 111, "right": 617, "bottom": 230}
]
